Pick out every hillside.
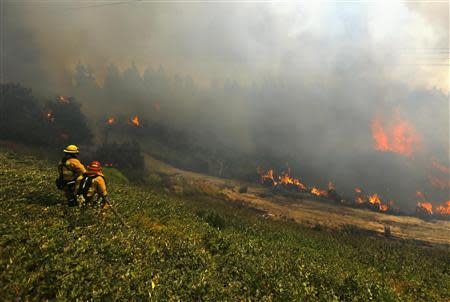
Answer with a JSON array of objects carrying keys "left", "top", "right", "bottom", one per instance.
[{"left": 1, "top": 149, "right": 449, "bottom": 301}]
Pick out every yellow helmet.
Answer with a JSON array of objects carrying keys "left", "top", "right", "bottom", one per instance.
[{"left": 63, "top": 145, "right": 79, "bottom": 154}]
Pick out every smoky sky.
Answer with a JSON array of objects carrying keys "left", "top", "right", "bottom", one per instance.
[
  {"left": 2, "top": 1, "right": 449, "bottom": 209},
  {"left": 4, "top": 1, "right": 448, "bottom": 88}
]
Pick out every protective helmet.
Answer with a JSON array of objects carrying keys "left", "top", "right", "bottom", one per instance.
[
  {"left": 63, "top": 145, "right": 79, "bottom": 154},
  {"left": 87, "top": 161, "right": 101, "bottom": 171}
]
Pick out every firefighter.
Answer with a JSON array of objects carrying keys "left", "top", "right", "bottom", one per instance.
[
  {"left": 75, "top": 161, "right": 109, "bottom": 209},
  {"left": 57, "top": 145, "right": 86, "bottom": 206}
]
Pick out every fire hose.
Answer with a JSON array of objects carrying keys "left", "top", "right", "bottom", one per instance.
[
  {"left": 104, "top": 199, "right": 130, "bottom": 229},
  {"left": 77, "top": 193, "right": 130, "bottom": 228}
]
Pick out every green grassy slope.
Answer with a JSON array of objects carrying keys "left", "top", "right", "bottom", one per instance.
[{"left": 0, "top": 150, "right": 449, "bottom": 301}]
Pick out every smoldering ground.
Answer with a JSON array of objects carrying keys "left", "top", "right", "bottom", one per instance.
[{"left": 2, "top": 1, "right": 449, "bottom": 210}]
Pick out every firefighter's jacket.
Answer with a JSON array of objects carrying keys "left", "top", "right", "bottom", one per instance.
[
  {"left": 59, "top": 157, "right": 86, "bottom": 181},
  {"left": 75, "top": 171, "right": 108, "bottom": 199}
]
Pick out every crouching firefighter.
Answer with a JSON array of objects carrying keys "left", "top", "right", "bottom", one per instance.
[
  {"left": 56, "top": 145, "right": 86, "bottom": 207},
  {"left": 75, "top": 161, "right": 109, "bottom": 209}
]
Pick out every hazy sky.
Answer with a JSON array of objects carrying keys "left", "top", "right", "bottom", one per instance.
[{"left": 3, "top": 1, "right": 449, "bottom": 92}]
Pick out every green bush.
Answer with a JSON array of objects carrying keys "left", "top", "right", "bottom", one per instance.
[{"left": 102, "top": 167, "right": 129, "bottom": 184}]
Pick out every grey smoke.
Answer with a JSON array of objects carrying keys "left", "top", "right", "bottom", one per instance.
[{"left": 3, "top": 1, "right": 449, "bottom": 209}]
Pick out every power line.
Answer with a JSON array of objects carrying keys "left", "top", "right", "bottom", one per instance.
[
  {"left": 5, "top": 0, "right": 140, "bottom": 9},
  {"left": 66, "top": 0, "right": 142, "bottom": 10}
]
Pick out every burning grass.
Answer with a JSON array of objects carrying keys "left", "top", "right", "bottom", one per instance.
[
  {"left": 106, "top": 117, "right": 116, "bottom": 125},
  {"left": 416, "top": 200, "right": 450, "bottom": 218},
  {"left": 129, "top": 115, "right": 141, "bottom": 127},
  {"left": 260, "top": 168, "right": 385, "bottom": 210},
  {"left": 259, "top": 168, "right": 449, "bottom": 220},
  {"left": 0, "top": 150, "right": 449, "bottom": 301}
]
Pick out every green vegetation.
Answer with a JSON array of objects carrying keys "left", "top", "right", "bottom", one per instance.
[
  {"left": 102, "top": 167, "right": 129, "bottom": 184},
  {"left": 0, "top": 150, "right": 449, "bottom": 301}
]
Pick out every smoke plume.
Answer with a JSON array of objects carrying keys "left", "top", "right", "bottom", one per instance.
[{"left": 3, "top": 1, "right": 449, "bottom": 209}]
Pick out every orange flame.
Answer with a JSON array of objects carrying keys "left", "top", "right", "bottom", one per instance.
[
  {"left": 58, "top": 96, "right": 69, "bottom": 104},
  {"left": 261, "top": 169, "right": 276, "bottom": 185},
  {"left": 417, "top": 202, "right": 433, "bottom": 215},
  {"left": 311, "top": 187, "right": 327, "bottom": 197},
  {"left": 292, "top": 178, "right": 306, "bottom": 190},
  {"left": 130, "top": 115, "right": 140, "bottom": 126},
  {"left": 355, "top": 196, "right": 365, "bottom": 204},
  {"left": 107, "top": 117, "right": 115, "bottom": 125},
  {"left": 371, "top": 118, "right": 389, "bottom": 152},
  {"left": 278, "top": 172, "right": 306, "bottom": 190},
  {"left": 260, "top": 169, "right": 307, "bottom": 190},
  {"left": 371, "top": 112, "right": 421, "bottom": 158},
  {"left": 380, "top": 204, "right": 389, "bottom": 212},
  {"left": 46, "top": 110, "right": 54, "bottom": 122},
  {"left": 435, "top": 201, "right": 450, "bottom": 215},
  {"left": 391, "top": 120, "right": 419, "bottom": 156},
  {"left": 368, "top": 193, "right": 381, "bottom": 206},
  {"left": 278, "top": 173, "right": 291, "bottom": 185},
  {"left": 353, "top": 190, "right": 390, "bottom": 211},
  {"left": 367, "top": 193, "right": 390, "bottom": 211}
]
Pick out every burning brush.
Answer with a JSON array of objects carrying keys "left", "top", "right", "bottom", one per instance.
[
  {"left": 415, "top": 191, "right": 450, "bottom": 219},
  {"left": 259, "top": 168, "right": 338, "bottom": 200},
  {"left": 129, "top": 115, "right": 141, "bottom": 127},
  {"left": 436, "top": 201, "right": 450, "bottom": 216},
  {"left": 260, "top": 169, "right": 307, "bottom": 192},
  {"left": 106, "top": 117, "right": 116, "bottom": 126},
  {"left": 58, "top": 95, "right": 70, "bottom": 104},
  {"left": 46, "top": 110, "right": 55, "bottom": 122},
  {"left": 259, "top": 168, "right": 398, "bottom": 214}
]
